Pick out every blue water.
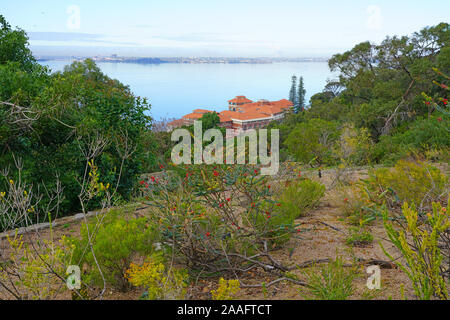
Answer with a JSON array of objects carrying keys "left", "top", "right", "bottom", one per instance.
[{"left": 40, "top": 60, "right": 334, "bottom": 121}]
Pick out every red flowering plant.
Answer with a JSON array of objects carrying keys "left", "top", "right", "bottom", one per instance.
[
  {"left": 139, "top": 163, "right": 304, "bottom": 285},
  {"left": 422, "top": 68, "right": 449, "bottom": 121}
]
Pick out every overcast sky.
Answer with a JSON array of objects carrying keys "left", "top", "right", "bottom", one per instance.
[{"left": 2, "top": 0, "right": 449, "bottom": 57}]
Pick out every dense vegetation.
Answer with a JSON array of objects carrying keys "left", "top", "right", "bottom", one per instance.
[
  {"left": 271, "top": 22, "right": 449, "bottom": 166},
  {"left": 0, "top": 15, "right": 157, "bottom": 222}
]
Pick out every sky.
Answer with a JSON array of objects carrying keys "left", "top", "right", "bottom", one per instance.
[{"left": 1, "top": 0, "right": 449, "bottom": 58}]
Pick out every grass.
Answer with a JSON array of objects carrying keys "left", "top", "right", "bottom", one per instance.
[{"left": 298, "top": 256, "right": 359, "bottom": 300}]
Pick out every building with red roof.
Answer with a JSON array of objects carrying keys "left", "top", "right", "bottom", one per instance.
[
  {"left": 228, "top": 96, "right": 253, "bottom": 111},
  {"left": 167, "top": 96, "right": 293, "bottom": 135}
]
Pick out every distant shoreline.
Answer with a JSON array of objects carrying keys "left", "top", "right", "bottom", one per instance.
[{"left": 36, "top": 56, "right": 329, "bottom": 64}]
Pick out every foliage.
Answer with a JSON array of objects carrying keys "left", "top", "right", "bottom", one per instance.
[
  {"left": 285, "top": 119, "right": 339, "bottom": 166},
  {"left": 298, "top": 256, "right": 358, "bottom": 300},
  {"left": 364, "top": 160, "right": 448, "bottom": 210},
  {"left": 345, "top": 226, "right": 373, "bottom": 247},
  {"left": 289, "top": 75, "right": 297, "bottom": 106},
  {"left": 277, "top": 178, "right": 325, "bottom": 219},
  {"left": 0, "top": 14, "right": 155, "bottom": 217},
  {"left": 335, "top": 123, "right": 372, "bottom": 166},
  {"left": 328, "top": 23, "right": 449, "bottom": 139},
  {"left": 340, "top": 183, "right": 381, "bottom": 226},
  {"left": 70, "top": 209, "right": 158, "bottom": 291},
  {"left": 0, "top": 232, "right": 74, "bottom": 300},
  {"left": 381, "top": 200, "right": 449, "bottom": 300},
  {"left": 125, "top": 255, "right": 188, "bottom": 300},
  {"left": 141, "top": 164, "right": 302, "bottom": 277},
  {"left": 0, "top": 15, "right": 36, "bottom": 71},
  {"left": 296, "top": 76, "right": 306, "bottom": 113},
  {"left": 211, "top": 278, "right": 241, "bottom": 300},
  {"left": 369, "top": 116, "right": 450, "bottom": 164}
]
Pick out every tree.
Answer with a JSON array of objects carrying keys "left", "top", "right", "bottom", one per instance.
[
  {"left": 327, "top": 22, "right": 449, "bottom": 139},
  {"left": 297, "top": 76, "right": 306, "bottom": 113},
  {"left": 285, "top": 119, "right": 339, "bottom": 166},
  {"left": 289, "top": 75, "right": 297, "bottom": 105},
  {"left": 0, "top": 16, "right": 155, "bottom": 215},
  {"left": 200, "top": 111, "right": 221, "bottom": 132},
  {"left": 0, "top": 15, "right": 36, "bottom": 71}
]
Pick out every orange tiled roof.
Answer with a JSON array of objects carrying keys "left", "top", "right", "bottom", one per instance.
[
  {"left": 230, "top": 111, "right": 272, "bottom": 121},
  {"left": 219, "top": 110, "right": 240, "bottom": 122},
  {"left": 238, "top": 101, "right": 286, "bottom": 115},
  {"left": 272, "top": 99, "right": 294, "bottom": 107},
  {"left": 193, "top": 109, "right": 212, "bottom": 114},
  {"left": 228, "top": 96, "right": 253, "bottom": 104},
  {"left": 185, "top": 98, "right": 289, "bottom": 124},
  {"left": 182, "top": 112, "right": 204, "bottom": 120}
]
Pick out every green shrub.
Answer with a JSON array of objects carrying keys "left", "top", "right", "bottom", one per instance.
[
  {"left": 71, "top": 209, "right": 158, "bottom": 291},
  {"left": 285, "top": 119, "right": 340, "bottom": 166},
  {"left": 369, "top": 117, "right": 450, "bottom": 165},
  {"left": 298, "top": 256, "right": 358, "bottom": 300},
  {"left": 125, "top": 254, "right": 188, "bottom": 300},
  {"left": 365, "top": 160, "right": 448, "bottom": 209},
  {"left": 211, "top": 278, "right": 241, "bottom": 300},
  {"left": 335, "top": 123, "right": 372, "bottom": 166},
  {"left": 278, "top": 178, "right": 325, "bottom": 220},
  {"left": 345, "top": 226, "right": 373, "bottom": 247},
  {"left": 381, "top": 200, "right": 449, "bottom": 300}
]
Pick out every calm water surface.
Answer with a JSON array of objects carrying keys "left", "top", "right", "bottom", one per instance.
[{"left": 40, "top": 60, "right": 335, "bottom": 120}]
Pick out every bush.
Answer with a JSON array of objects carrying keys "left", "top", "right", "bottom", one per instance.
[
  {"left": 338, "top": 181, "right": 384, "bottom": 226},
  {"left": 365, "top": 160, "right": 448, "bottom": 210},
  {"left": 345, "top": 226, "right": 373, "bottom": 247},
  {"left": 278, "top": 178, "right": 325, "bottom": 220},
  {"left": 335, "top": 123, "right": 372, "bottom": 166},
  {"left": 211, "top": 278, "right": 241, "bottom": 300},
  {"left": 285, "top": 119, "right": 340, "bottom": 166},
  {"left": 125, "top": 254, "right": 188, "bottom": 300},
  {"left": 70, "top": 209, "right": 158, "bottom": 291},
  {"left": 369, "top": 117, "right": 450, "bottom": 165},
  {"left": 0, "top": 233, "right": 74, "bottom": 300},
  {"left": 381, "top": 199, "right": 449, "bottom": 300},
  {"left": 141, "top": 164, "right": 302, "bottom": 277},
  {"left": 298, "top": 256, "right": 358, "bottom": 300}
]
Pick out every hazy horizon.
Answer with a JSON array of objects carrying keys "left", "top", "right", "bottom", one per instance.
[{"left": 2, "top": 0, "right": 449, "bottom": 58}]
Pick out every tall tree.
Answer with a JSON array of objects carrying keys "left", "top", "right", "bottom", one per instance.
[
  {"left": 0, "top": 15, "right": 36, "bottom": 71},
  {"left": 289, "top": 75, "right": 297, "bottom": 106},
  {"left": 297, "top": 76, "right": 306, "bottom": 113}
]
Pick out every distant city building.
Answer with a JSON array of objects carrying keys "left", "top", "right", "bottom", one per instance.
[{"left": 167, "top": 96, "right": 293, "bottom": 136}]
